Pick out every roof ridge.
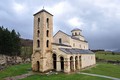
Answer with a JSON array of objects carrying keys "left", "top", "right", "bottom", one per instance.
[
  {"left": 53, "top": 30, "right": 71, "bottom": 38},
  {"left": 33, "top": 9, "right": 53, "bottom": 16}
]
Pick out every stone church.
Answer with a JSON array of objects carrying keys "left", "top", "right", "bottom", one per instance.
[{"left": 31, "top": 9, "right": 96, "bottom": 73}]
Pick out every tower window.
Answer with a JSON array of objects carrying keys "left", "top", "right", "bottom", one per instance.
[
  {"left": 46, "top": 40, "right": 49, "bottom": 48},
  {"left": 46, "top": 18, "right": 49, "bottom": 28},
  {"left": 59, "top": 38, "right": 62, "bottom": 44},
  {"left": 37, "top": 30, "right": 40, "bottom": 37},
  {"left": 37, "top": 40, "right": 40, "bottom": 48},
  {"left": 38, "top": 18, "right": 40, "bottom": 29},
  {"left": 46, "top": 30, "right": 49, "bottom": 37}
]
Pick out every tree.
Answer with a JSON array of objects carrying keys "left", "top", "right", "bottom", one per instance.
[{"left": 0, "top": 26, "right": 21, "bottom": 56}]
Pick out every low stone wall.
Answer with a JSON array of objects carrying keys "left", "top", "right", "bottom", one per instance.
[
  {"left": 0, "top": 54, "right": 7, "bottom": 66},
  {"left": 0, "top": 54, "right": 31, "bottom": 66}
]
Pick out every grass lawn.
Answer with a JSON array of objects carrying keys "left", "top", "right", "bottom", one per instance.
[
  {"left": 0, "top": 63, "right": 120, "bottom": 80},
  {"left": 82, "top": 63, "right": 120, "bottom": 78},
  {"left": 0, "top": 63, "right": 30, "bottom": 80},
  {"left": 96, "top": 51, "right": 120, "bottom": 61},
  {"left": 21, "top": 73, "right": 110, "bottom": 80}
]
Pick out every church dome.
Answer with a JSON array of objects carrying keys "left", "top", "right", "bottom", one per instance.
[{"left": 71, "top": 28, "right": 82, "bottom": 32}]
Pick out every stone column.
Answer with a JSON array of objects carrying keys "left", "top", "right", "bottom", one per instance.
[
  {"left": 64, "top": 58, "right": 70, "bottom": 73},
  {"left": 73, "top": 56, "right": 76, "bottom": 71},
  {"left": 56, "top": 56, "right": 61, "bottom": 71}
]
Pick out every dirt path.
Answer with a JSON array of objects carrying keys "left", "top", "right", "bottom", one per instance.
[
  {"left": 78, "top": 72, "right": 120, "bottom": 80},
  {"left": 4, "top": 72, "right": 33, "bottom": 80}
]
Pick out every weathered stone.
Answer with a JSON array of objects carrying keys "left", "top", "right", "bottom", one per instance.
[{"left": 32, "top": 9, "right": 96, "bottom": 73}]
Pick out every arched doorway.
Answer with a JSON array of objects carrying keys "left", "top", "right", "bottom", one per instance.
[
  {"left": 60, "top": 56, "right": 64, "bottom": 71},
  {"left": 36, "top": 61, "right": 40, "bottom": 71},
  {"left": 70, "top": 56, "right": 74, "bottom": 71},
  {"left": 79, "top": 56, "right": 82, "bottom": 69},
  {"left": 75, "top": 56, "right": 78, "bottom": 70},
  {"left": 52, "top": 54, "right": 57, "bottom": 70}
]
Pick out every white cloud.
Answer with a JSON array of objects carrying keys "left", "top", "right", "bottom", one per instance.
[
  {"left": 1, "top": 0, "right": 120, "bottom": 49},
  {"left": 93, "top": 0, "right": 120, "bottom": 18},
  {"left": 13, "top": 2, "right": 28, "bottom": 15},
  {"left": 68, "top": 17, "right": 84, "bottom": 28},
  {"left": 46, "top": 1, "right": 73, "bottom": 16}
]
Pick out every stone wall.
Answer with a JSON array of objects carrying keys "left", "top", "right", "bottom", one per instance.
[{"left": 0, "top": 54, "right": 30, "bottom": 66}]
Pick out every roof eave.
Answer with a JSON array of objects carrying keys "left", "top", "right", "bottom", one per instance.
[{"left": 33, "top": 9, "right": 53, "bottom": 16}]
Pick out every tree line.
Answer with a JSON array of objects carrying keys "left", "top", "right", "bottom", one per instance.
[{"left": 0, "top": 26, "right": 21, "bottom": 56}]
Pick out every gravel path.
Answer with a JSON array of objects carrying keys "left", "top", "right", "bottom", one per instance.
[
  {"left": 4, "top": 72, "right": 33, "bottom": 80},
  {"left": 78, "top": 72, "right": 120, "bottom": 80}
]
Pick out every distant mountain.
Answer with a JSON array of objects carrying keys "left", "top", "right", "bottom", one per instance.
[
  {"left": 20, "top": 38, "right": 33, "bottom": 47},
  {"left": 112, "top": 49, "right": 120, "bottom": 53}
]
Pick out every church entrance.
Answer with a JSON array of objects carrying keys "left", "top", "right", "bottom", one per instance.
[
  {"left": 36, "top": 61, "right": 40, "bottom": 71},
  {"left": 53, "top": 54, "right": 57, "bottom": 70},
  {"left": 60, "top": 56, "right": 64, "bottom": 71}
]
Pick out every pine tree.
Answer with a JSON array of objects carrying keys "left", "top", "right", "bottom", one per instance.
[{"left": 0, "top": 26, "right": 21, "bottom": 56}]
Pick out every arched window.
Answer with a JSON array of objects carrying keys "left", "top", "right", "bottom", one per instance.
[
  {"left": 37, "top": 40, "right": 40, "bottom": 48},
  {"left": 46, "top": 40, "right": 49, "bottom": 48},
  {"left": 46, "top": 18, "right": 49, "bottom": 28},
  {"left": 46, "top": 30, "right": 49, "bottom": 37},
  {"left": 38, "top": 18, "right": 40, "bottom": 29},
  {"left": 37, "top": 30, "right": 40, "bottom": 37},
  {"left": 59, "top": 38, "right": 62, "bottom": 44}
]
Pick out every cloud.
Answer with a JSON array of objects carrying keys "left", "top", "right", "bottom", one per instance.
[
  {"left": 93, "top": 0, "right": 120, "bottom": 18},
  {"left": 13, "top": 3, "right": 24, "bottom": 13},
  {"left": 47, "top": 1, "right": 73, "bottom": 16},
  {"left": 68, "top": 17, "right": 84, "bottom": 28},
  {"left": 1, "top": 0, "right": 120, "bottom": 50}
]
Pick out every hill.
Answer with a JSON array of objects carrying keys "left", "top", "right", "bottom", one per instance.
[
  {"left": 112, "top": 49, "right": 120, "bottom": 53},
  {"left": 20, "top": 38, "right": 33, "bottom": 47}
]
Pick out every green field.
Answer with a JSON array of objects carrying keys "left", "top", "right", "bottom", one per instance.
[
  {"left": 0, "top": 63, "right": 112, "bottom": 80},
  {"left": 96, "top": 51, "right": 120, "bottom": 61},
  {"left": 82, "top": 63, "right": 120, "bottom": 78},
  {"left": 0, "top": 60, "right": 120, "bottom": 80},
  {"left": 21, "top": 73, "right": 110, "bottom": 80},
  {"left": 0, "top": 63, "right": 30, "bottom": 80}
]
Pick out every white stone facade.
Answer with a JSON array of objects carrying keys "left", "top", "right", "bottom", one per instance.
[{"left": 32, "top": 9, "right": 96, "bottom": 73}]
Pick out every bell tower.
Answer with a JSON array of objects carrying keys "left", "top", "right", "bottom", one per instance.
[{"left": 32, "top": 9, "right": 53, "bottom": 72}]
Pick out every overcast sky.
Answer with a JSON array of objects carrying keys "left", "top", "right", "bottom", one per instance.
[{"left": 0, "top": 0, "right": 120, "bottom": 50}]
